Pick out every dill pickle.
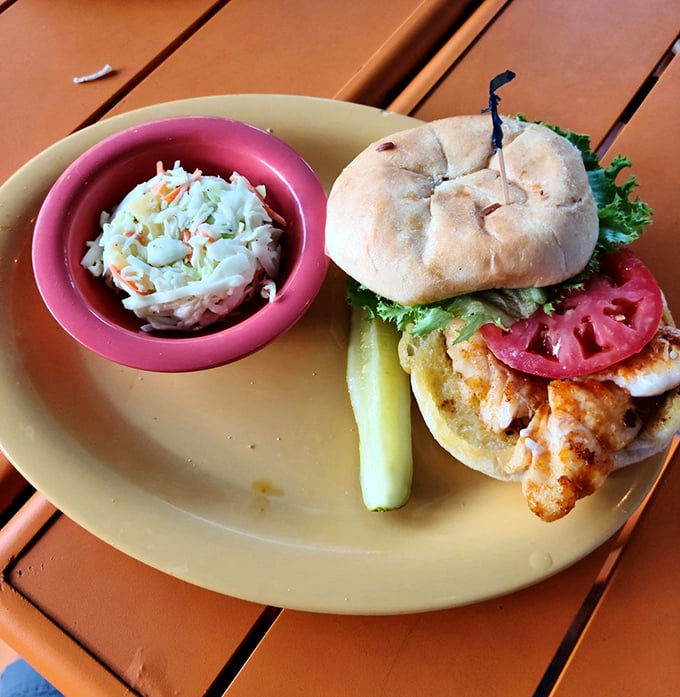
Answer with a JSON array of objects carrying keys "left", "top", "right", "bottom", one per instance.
[{"left": 347, "top": 307, "right": 413, "bottom": 511}]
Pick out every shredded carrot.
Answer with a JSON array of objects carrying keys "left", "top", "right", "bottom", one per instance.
[
  {"left": 109, "top": 265, "right": 153, "bottom": 296},
  {"left": 123, "top": 230, "right": 144, "bottom": 242},
  {"left": 162, "top": 185, "right": 183, "bottom": 204},
  {"left": 263, "top": 201, "right": 287, "bottom": 228},
  {"left": 195, "top": 224, "right": 217, "bottom": 240},
  {"left": 230, "top": 173, "right": 287, "bottom": 227},
  {"left": 181, "top": 229, "right": 193, "bottom": 260}
]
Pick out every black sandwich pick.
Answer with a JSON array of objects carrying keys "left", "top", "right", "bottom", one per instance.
[{"left": 483, "top": 69, "right": 516, "bottom": 204}]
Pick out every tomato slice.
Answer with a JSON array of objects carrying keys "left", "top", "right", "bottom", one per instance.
[{"left": 480, "top": 249, "right": 664, "bottom": 378}]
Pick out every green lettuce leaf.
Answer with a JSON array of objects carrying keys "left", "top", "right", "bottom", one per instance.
[
  {"left": 348, "top": 282, "right": 551, "bottom": 339},
  {"left": 532, "top": 120, "right": 653, "bottom": 283}
]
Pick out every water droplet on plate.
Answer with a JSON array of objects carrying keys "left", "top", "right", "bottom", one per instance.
[{"left": 529, "top": 551, "right": 553, "bottom": 571}]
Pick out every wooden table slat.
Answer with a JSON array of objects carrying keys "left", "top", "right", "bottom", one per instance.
[
  {"left": 223, "top": 542, "right": 613, "bottom": 697},
  {"left": 333, "top": 0, "right": 482, "bottom": 106},
  {"left": 551, "top": 443, "right": 680, "bottom": 696},
  {"left": 406, "top": 0, "right": 680, "bottom": 149},
  {"left": 0, "top": 0, "right": 223, "bottom": 185},
  {"left": 388, "top": 0, "right": 511, "bottom": 115},
  {"left": 0, "top": 0, "right": 483, "bottom": 187},
  {"left": 0, "top": 454, "right": 29, "bottom": 519},
  {"left": 104, "top": 0, "right": 480, "bottom": 119},
  {"left": 547, "top": 53, "right": 680, "bottom": 696},
  {"left": 0, "top": 496, "right": 134, "bottom": 696},
  {"left": 0, "top": 495, "right": 266, "bottom": 697}
]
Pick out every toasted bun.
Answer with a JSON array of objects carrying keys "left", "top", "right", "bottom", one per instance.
[
  {"left": 398, "top": 328, "right": 518, "bottom": 480},
  {"left": 613, "top": 307, "right": 680, "bottom": 467},
  {"left": 613, "top": 385, "right": 680, "bottom": 468},
  {"left": 398, "top": 310, "right": 680, "bottom": 484},
  {"left": 326, "top": 115, "right": 599, "bottom": 305}
]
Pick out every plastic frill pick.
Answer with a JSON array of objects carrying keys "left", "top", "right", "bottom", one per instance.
[{"left": 483, "top": 69, "right": 516, "bottom": 204}]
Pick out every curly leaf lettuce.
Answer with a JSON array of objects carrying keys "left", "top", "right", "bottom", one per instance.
[
  {"left": 538, "top": 120, "right": 653, "bottom": 282},
  {"left": 348, "top": 282, "right": 551, "bottom": 339}
]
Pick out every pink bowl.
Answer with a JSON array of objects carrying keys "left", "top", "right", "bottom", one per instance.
[{"left": 32, "top": 116, "right": 328, "bottom": 372}]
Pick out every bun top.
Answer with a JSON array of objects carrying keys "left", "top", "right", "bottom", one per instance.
[{"left": 325, "top": 115, "right": 599, "bottom": 305}]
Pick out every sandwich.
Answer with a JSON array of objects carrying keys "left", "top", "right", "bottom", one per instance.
[{"left": 325, "top": 114, "right": 680, "bottom": 521}]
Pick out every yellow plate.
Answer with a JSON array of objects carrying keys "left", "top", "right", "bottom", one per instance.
[{"left": 0, "top": 95, "right": 665, "bottom": 614}]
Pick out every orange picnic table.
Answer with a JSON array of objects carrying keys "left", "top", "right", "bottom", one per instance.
[{"left": 0, "top": 1, "right": 678, "bottom": 695}]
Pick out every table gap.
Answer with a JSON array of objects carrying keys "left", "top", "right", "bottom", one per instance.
[
  {"left": 0, "top": 0, "right": 18, "bottom": 15},
  {"left": 204, "top": 606, "right": 282, "bottom": 697},
  {"left": 596, "top": 33, "right": 680, "bottom": 156},
  {"left": 532, "top": 437, "right": 679, "bottom": 697},
  {"left": 0, "top": 485, "right": 35, "bottom": 531},
  {"left": 70, "top": 0, "right": 231, "bottom": 134},
  {"left": 369, "top": 0, "right": 490, "bottom": 109},
  {"left": 389, "top": 0, "right": 514, "bottom": 116}
]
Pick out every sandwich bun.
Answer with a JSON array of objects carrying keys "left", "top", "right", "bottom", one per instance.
[
  {"left": 325, "top": 115, "right": 599, "bottom": 305},
  {"left": 398, "top": 327, "right": 518, "bottom": 481}
]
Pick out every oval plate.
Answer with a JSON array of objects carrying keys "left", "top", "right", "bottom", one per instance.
[{"left": 0, "top": 95, "right": 665, "bottom": 614}]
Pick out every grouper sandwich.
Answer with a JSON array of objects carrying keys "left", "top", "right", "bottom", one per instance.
[{"left": 326, "top": 114, "right": 680, "bottom": 521}]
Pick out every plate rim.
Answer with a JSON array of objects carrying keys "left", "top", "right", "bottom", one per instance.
[{"left": 0, "top": 94, "right": 666, "bottom": 614}]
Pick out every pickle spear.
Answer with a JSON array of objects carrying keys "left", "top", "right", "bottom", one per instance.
[{"left": 346, "top": 306, "right": 413, "bottom": 511}]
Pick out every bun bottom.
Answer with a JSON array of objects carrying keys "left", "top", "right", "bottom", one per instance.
[
  {"left": 399, "top": 330, "right": 519, "bottom": 480},
  {"left": 398, "top": 327, "right": 680, "bottom": 515},
  {"left": 614, "top": 386, "right": 680, "bottom": 467}
]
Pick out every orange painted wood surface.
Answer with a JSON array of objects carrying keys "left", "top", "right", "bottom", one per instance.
[
  {"left": 552, "top": 445, "right": 680, "bottom": 696},
  {"left": 0, "top": 495, "right": 266, "bottom": 697},
  {"left": 0, "top": 0, "right": 223, "bottom": 186},
  {"left": 0, "top": 0, "right": 479, "bottom": 187},
  {"left": 225, "top": 544, "right": 613, "bottom": 697},
  {"left": 549, "top": 53, "right": 680, "bottom": 697},
  {"left": 0, "top": 497, "right": 133, "bottom": 696},
  {"left": 104, "top": 0, "right": 478, "bottom": 118},
  {"left": 404, "top": 0, "right": 680, "bottom": 149},
  {"left": 0, "top": 454, "right": 28, "bottom": 518}
]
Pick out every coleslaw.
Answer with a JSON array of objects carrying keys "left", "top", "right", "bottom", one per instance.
[{"left": 81, "top": 161, "right": 285, "bottom": 331}]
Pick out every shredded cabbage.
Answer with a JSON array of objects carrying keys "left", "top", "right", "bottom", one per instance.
[{"left": 81, "top": 161, "right": 285, "bottom": 332}]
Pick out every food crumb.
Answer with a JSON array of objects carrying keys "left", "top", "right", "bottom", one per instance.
[
  {"left": 73, "top": 64, "right": 113, "bottom": 84},
  {"left": 251, "top": 479, "right": 284, "bottom": 496}
]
